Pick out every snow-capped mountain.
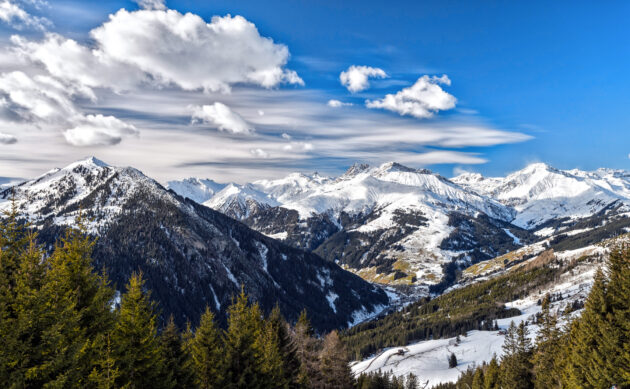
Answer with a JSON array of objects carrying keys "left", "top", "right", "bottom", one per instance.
[
  {"left": 452, "top": 162, "right": 630, "bottom": 229},
  {"left": 0, "top": 157, "right": 389, "bottom": 331},
  {"left": 169, "top": 162, "right": 528, "bottom": 290},
  {"left": 170, "top": 161, "right": 630, "bottom": 291}
]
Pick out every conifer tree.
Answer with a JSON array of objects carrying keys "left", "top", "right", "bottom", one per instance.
[
  {"left": 223, "top": 288, "right": 266, "bottom": 389},
  {"left": 532, "top": 294, "right": 561, "bottom": 388},
  {"left": 190, "top": 307, "right": 224, "bottom": 389},
  {"left": 500, "top": 321, "right": 532, "bottom": 389},
  {"left": 565, "top": 269, "right": 610, "bottom": 388},
  {"left": 483, "top": 356, "right": 500, "bottom": 389},
  {"left": 88, "top": 333, "right": 119, "bottom": 389},
  {"left": 471, "top": 367, "right": 484, "bottom": 389},
  {"left": 603, "top": 247, "right": 630, "bottom": 385},
  {"left": 268, "top": 305, "right": 301, "bottom": 388},
  {"left": 448, "top": 353, "right": 457, "bottom": 368},
  {"left": 0, "top": 204, "right": 44, "bottom": 386},
  {"left": 319, "top": 330, "right": 354, "bottom": 389},
  {"left": 161, "top": 315, "right": 195, "bottom": 388},
  {"left": 35, "top": 216, "right": 115, "bottom": 387},
  {"left": 111, "top": 272, "right": 165, "bottom": 388}
]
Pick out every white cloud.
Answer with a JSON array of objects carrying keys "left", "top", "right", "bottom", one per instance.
[
  {"left": 191, "top": 102, "right": 254, "bottom": 135},
  {"left": 339, "top": 65, "right": 387, "bottom": 93},
  {"left": 63, "top": 114, "right": 138, "bottom": 147},
  {"left": 134, "top": 0, "right": 166, "bottom": 10},
  {"left": 281, "top": 133, "right": 291, "bottom": 140},
  {"left": 0, "top": 0, "right": 50, "bottom": 31},
  {"left": 12, "top": 33, "right": 142, "bottom": 93},
  {"left": 327, "top": 99, "right": 353, "bottom": 108},
  {"left": 366, "top": 75, "right": 456, "bottom": 119},
  {"left": 0, "top": 71, "right": 79, "bottom": 123},
  {"left": 0, "top": 132, "right": 17, "bottom": 144},
  {"left": 250, "top": 148, "right": 269, "bottom": 158},
  {"left": 283, "top": 142, "right": 313, "bottom": 152},
  {"left": 89, "top": 9, "right": 302, "bottom": 92}
]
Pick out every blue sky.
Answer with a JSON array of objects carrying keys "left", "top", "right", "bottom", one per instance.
[{"left": 0, "top": 0, "right": 628, "bottom": 182}]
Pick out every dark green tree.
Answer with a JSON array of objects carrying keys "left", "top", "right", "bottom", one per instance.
[
  {"left": 532, "top": 294, "right": 561, "bottom": 389},
  {"left": 500, "top": 321, "right": 532, "bottom": 389},
  {"left": 223, "top": 288, "right": 266, "bottom": 389},
  {"left": 111, "top": 272, "right": 165, "bottom": 388},
  {"left": 190, "top": 307, "right": 224, "bottom": 389},
  {"left": 268, "top": 306, "right": 301, "bottom": 388},
  {"left": 161, "top": 315, "right": 195, "bottom": 388}
]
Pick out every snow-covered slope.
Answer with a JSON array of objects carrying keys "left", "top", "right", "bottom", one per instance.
[
  {"left": 351, "top": 240, "right": 614, "bottom": 388},
  {"left": 166, "top": 177, "right": 226, "bottom": 204},
  {"left": 453, "top": 163, "right": 630, "bottom": 229},
  {"left": 170, "top": 162, "right": 523, "bottom": 289},
  {"left": 0, "top": 157, "right": 389, "bottom": 332}
]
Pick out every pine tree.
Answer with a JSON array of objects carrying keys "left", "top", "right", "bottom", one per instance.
[
  {"left": 565, "top": 269, "right": 610, "bottom": 388},
  {"left": 483, "top": 356, "right": 500, "bottom": 389},
  {"left": 500, "top": 321, "right": 533, "bottom": 389},
  {"left": 603, "top": 247, "right": 630, "bottom": 385},
  {"left": 35, "top": 217, "right": 115, "bottom": 387},
  {"left": 190, "top": 307, "right": 224, "bottom": 389},
  {"left": 0, "top": 205, "right": 45, "bottom": 387},
  {"left": 532, "top": 294, "right": 561, "bottom": 388},
  {"left": 223, "top": 288, "right": 266, "bottom": 389},
  {"left": 471, "top": 367, "right": 484, "bottom": 389},
  {"left": 111, "top": 272, "right": 165, "bottom": 388},
  {"left": 88, "top": 333, "right": 119, "bottom": 389},
  {"left": 268, "top": 305, "right": 301, "bottom": 388},
  {"left": 448, "top": 352, "right": 457, "bottom": 368},
  {"left": 161, "top": 315, "right": 195, "bottom": 388},
  {"left": 319, "top": 330, "right": 354, "bottom": 389}
]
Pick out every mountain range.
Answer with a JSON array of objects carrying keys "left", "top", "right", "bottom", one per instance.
[
  {"left": 168, "top": 161, "right": 630, "bottom": 291},
  {"left": 2, "top": 157, "right": 629, "bottom": 331}
]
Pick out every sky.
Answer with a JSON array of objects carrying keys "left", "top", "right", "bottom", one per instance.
[{"left": 0, "top": 0, "right": 628, "bottom": 183}]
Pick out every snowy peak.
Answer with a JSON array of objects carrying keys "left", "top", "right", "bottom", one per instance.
[
  {"left": 341, "top": 163, "right": 371, "bottom": 178},
  {"left": 454, "top": 163, "right": 630, "bottom": 229},
  {"left": 167, "top": 177, "right": 227, "bottom": 204}
]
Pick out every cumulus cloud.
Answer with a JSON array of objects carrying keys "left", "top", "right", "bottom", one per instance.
[
  {"left": 12, "top": 34, "right": 142, "bottom": 93},
  {"left": 192, "top": 102, "right": 254, "bottom": 135},
  {"left": 339, "top": 65, "right": 387, "bottom": 92},
  {"left": 12, "top": 9, "right": 302, "bottom": 94},
  {"left": 327, "top": 99, "right": 353, "bottom": 108},
  {"left": 0, "top": 0, "right": 50, "bottom": 31},
  {"left": 0, "top": 132, "right": 17, "bottom": 144},
  {"left": 89, "top": 10, "right": 302, "bottom": 92},
  {"left": 0, "top": 71, "right": 80, "bottom": 123},
  {"left": 134, "top": 0, "right": 166, "bottom": 10},
  {"left": 63, "top": 114, "right": 138, "bottom": 146},
  {"left": 250, "top": 148, "right": 269, "bottom": 158},
  {"left": 366, "top": 75, "right": 456, "bottom": 119}
]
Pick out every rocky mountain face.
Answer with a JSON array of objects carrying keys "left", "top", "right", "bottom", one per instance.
[
  {"left": 0, "top": 157, "right": 389, "bottom": 332},
  {"left": 169, "top": 162, "right": 630, "bottom": 291}
]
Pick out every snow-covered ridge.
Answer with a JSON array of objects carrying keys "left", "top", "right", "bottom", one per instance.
[
  {"left": 453, "top": 162, "right": 630, "bottom": 229},
  {"left": 0, "top": 156, "right": 182, "bottom": 232}
]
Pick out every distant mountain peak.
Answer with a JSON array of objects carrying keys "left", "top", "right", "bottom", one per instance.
[
  {"left": 342, "top": 162, "right": 371, "bottom": 177},
  {"left": 66, "top": 156, "right": 110, "bottom": 169}
]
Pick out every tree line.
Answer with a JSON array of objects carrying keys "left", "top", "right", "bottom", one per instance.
[
  {"left": 436, "top": 245, "right": 630, "bottom": 389},
  {"left": 1, "top": 205, "right": 418, "bottom": 388}
]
